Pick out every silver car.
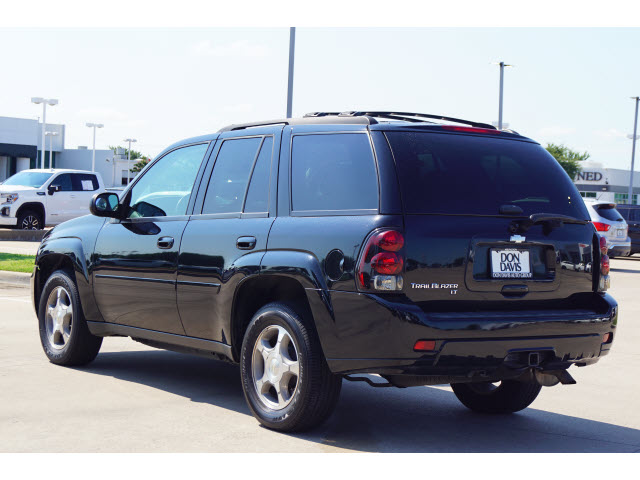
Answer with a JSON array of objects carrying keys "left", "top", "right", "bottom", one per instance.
[{"left": 584, "top": 199, "right": 631, "bottom": 257}]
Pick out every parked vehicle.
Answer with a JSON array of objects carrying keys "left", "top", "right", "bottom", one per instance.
[
  {"left": 583, "top": 199, "right": 630, "bottom": 258},
  {"left": 0, "top": 169, "right": 105, "bottom": 229},
  {"left": 614, "top": 204, "right": 640, "bottom": 255},
  {"left": 32, "top": 112, "right": 617, "bottom": 432}
]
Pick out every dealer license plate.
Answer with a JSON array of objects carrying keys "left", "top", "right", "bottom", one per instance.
[
  {"left": 491, "top": 249, "right": 532, "bottom": 279},
  {"left": 617, "top": 229, "right": 625, "bottom": 238}
]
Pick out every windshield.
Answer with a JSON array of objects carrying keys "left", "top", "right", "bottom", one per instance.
[
  {"left": 385, "top": 131, "right": 589, "bottom": 218},
  {"left": 2, "top": 171, "right": 53, "bottom": 188}
]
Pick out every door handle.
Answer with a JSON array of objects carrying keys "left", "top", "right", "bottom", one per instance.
[
  {"left": 157, "top": 236, "right": 175, "bottom": 249},
  {"left": 237, "top": 236, "right": 257, "bottom": 250}
]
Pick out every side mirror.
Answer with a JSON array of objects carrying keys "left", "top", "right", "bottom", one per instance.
[
  {"left": 48, "top": 184, "right": 61, "bottom": 195},
  {"left": 90, "top": 192, "right": 121, "bottom": 218}
]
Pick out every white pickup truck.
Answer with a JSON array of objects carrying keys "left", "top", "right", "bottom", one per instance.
[{"left": 0, "top": 169, "right": 106, "bottom": 229}]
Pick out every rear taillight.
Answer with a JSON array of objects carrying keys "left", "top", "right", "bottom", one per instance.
[
  {"left": 593, "top": 222, "right": 611, "bottom": 232},
  {"left": 358, "top": 229, "right": 405, "bottom": 291},
  {"left": 598, "top": 234, "right": 610, "bottom": 291}
]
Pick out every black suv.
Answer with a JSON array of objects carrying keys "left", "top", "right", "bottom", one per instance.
[
  {"left": 615, "top": 204, "right": 640, "bottom": 255},
  {"left": 32, "top": 111, "right": 617, "bottom": 432}
]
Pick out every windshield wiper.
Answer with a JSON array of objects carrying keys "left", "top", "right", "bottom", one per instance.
[{"left": 510, "top": 213, "right": 590, "bottom": 235}]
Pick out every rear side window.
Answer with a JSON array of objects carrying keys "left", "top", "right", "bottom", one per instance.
[
  {"left": 386, "top": 131, "right": 588, "bottom": 218},
  {"left": 291, "top": 133, "right": 378, "bottom": 212},
  {"left": 72, "top": 174, "right": 99, "bottom": 191},
  {"left": 202, "top": 137, "right": 262, "bottom": 214},
  {"left": 596, "top": 205, "right": 624, "bottom": 221},
  {"left": 244, "top": 136, "right": 273, "bottom": 213}
]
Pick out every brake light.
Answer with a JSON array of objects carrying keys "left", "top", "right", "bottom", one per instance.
[
  {"left": 601, "top": 255, "right": 610, "bottom": 275},
  {"left": 357, "top": 229, "right": 405, "bottom": 291},
  {"left": 593, "top": 222, "right": 611, "bottom": 232},
  {"left": 441, "top": 126, "right": 502, "bottom": 134},
  {"left": 414, "top": 340, "right": 436, "bottom": 352},
  {"left": 599, "top": 236, "right": 607, "bottom": 256}
]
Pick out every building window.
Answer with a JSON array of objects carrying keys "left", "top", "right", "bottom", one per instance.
[
  {"left": 614, "top": 193, "right": 638, "bottom": 205},
  {"left": 580, "top": 192, "right": 597, "bottom": 199}
]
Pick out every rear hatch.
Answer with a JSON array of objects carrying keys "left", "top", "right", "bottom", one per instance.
[
  {"left": 591, "top": 203, "right": 628, "bottom": 242},
  {"left": 385, "top": 129, "right": 599, "bottom": 311}
]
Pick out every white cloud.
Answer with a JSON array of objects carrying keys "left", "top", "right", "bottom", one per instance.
[
  {"left": 536, "top": 126, "right": 577, "bottom": 137},
  {"left": 593, "top": 128, "right": 627, "bottom": 139},
  {"left": 189, "top": 40, "right": 270, "bottom": 57}
]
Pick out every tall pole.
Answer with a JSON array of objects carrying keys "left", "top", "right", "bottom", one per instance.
[
  {"left": 498, "top": 61, "right": 504, "bottom": 130},
  {"left": 127, "top": 140, "right": 132, "bottom": 185},
  {"left": 286, "top": 27, "right": 296, "bottom": 118},
  {"left": 629, "top": 97, "right": 640, "bottom": 205},
  {"left": 92, "top": 126, "right": 97, "bottom": 173},
  {"left": 48, "top": 133, "right": 53, "bottom": 169},
  {"left": 41, "top": 103, "right": 46, "bottom": 169}
]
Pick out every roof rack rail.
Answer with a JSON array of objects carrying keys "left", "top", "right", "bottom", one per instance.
[
  {"left": 303, "top": 111, "right": 496, "bottom": 129},
  {"left": 218, "top": 120, "right": 289, "bottom": 133}
]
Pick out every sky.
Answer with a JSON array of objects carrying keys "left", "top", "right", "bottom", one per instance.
[{"left": 1, "top": 27, "right": 640, "bottom": 169}]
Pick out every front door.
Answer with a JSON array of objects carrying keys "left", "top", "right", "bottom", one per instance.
[
  {"left": 46, "top": 173, "right": 75, "bottom": 223},
  {"left": 93, "top": 142, "right": 211, "bottom": 335}
]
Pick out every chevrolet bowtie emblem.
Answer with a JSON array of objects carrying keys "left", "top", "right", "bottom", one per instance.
[{"left": 510, "top": 235, "right": 526, "bottom": 243}]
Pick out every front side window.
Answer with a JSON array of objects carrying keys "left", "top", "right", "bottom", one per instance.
[
  {"left": 51, "top": 174, "right": 73, "bottom": 192},
  {"left": 291, "top": 133, "right": 378, "bottom": 212},
  {"left": 202, "top": 137, "right": 262, "bottom": 214},
  {"left": 127, "top": 143, "right": 208, "bottom": 218}
]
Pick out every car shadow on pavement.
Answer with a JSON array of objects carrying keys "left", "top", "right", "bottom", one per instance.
[{"left": 81, "top": 349, "right": 640, "bottom": 453}]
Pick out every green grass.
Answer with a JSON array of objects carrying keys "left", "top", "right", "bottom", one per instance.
[{"left": 0, "top": 253, "right": 35, "bottom": 273}]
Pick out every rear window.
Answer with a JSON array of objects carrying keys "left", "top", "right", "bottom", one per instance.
[
  {"left": 386, "top": 131, "right": 588, "bottom": 218},
  {"left": 596, "top": 205, "right": 624, "bottom": 222}
]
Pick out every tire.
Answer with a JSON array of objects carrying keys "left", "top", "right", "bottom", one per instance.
[
  {"left": 17, "top": 209, "right": 44, "bottom": 230},
  {"left": 38, "top": 270, "right": 103, "bottom": 366},
  {"left": 451, "top": 379, "right": 542, "bottom": 414},
  {"left": 240, "top": 302, "right": 342, "bottom": 432}
]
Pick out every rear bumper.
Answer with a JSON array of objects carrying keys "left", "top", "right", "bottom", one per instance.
[
  {"left": 608, "top": 245, "right": 631, "bottom": 257},
  {"left": 316, "top": 290, "right": 618, "bottom": 377}
]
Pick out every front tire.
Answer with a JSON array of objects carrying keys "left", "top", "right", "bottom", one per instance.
[
  {"left": 38, "top": 270, "right": 102, "bottom": 366},
  {"left": 240, "top": 302, "right": 342, "bottom": 432},
  {"left": 17, "top": 209, "right": 44, "bottom": 230},
  {"left": 451, "top": 380, "right": 542, "bottom": 414}
]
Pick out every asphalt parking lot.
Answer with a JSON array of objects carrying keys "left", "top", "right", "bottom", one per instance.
[{"left": 1, "top": 258, "right": 640, "bottom": 453}]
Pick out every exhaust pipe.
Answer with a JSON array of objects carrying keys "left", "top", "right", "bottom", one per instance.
[{"left": 534, "top": 369, "right": 576, "bottom": 387}]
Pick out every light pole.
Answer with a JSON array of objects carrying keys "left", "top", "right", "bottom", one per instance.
[
  {"left": 493, "top": 62, "right": 512, "bottom": 130},
  {"left": 45, "top": 131, "right": 59, "bottom": 168},
  {"left": 123, "top": 138, "right": 137, "bottom": 185},
  {"left": 31, "top": 97, "right": 59, "bottom": 168},
  {"left": 629, "top": 97, "right": 640, "bottom": 205},
  {"left": 86, "top": 123, "right": 104, "bottom": 172},
  {"left": 286, "top": 27, "right": 296, "bottom": 118}
]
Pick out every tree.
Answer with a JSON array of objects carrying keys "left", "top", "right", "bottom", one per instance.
[
  {"left": 545, "top": 143, "right": 590, "bottom": 180},
  {"left": 131, "top": 158, "right": 150, "bottom": 173}
]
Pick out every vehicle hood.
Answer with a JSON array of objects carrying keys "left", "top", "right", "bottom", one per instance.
[{"left": 0, "top": 185, "right": 40, "bottom": 193}]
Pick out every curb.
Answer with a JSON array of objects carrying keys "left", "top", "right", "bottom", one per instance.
[
  {"left": 0, "top": 229, "right": 47, "bottom": 242},
  {"left": 0, "top": 270, "right": 31, "bottom": 286}
]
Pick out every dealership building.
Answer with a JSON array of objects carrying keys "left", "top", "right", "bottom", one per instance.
[
  {"left": 574, "top": 162, "right": 640, "bottom": 205},
  {"left": 0, "top": 116, "right": 138, "bottom": 188}
]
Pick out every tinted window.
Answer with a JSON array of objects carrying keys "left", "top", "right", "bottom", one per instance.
[
  {"left": 52, "top": 174, "right": 73, "bottom": 192},
  {"left": 202, "top": 137, "right": 262, "bottom": 214},
  {"left": 291, "top": 133, "right": 378, "bottom": 212},
  {"left": 386, "top": 131, "right": 588, "bottom": 218},
  {"left": 244, "top": 137, "right": 273, "bottom": 213},
  {"left": 596, "top": 205, "right": 624, "bottom": 221},
  {"left": 127, "top": 143, "right": 208, "bottom": 218},
  {"left": 72, "top": 174, "right": 99, "bottom": 191}
]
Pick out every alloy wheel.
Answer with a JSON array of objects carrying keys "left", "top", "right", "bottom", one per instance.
[
  {"left": 251, "top": 325, "right": 300, "bottom": 410},
  {"left": 45, "top": 286, "right": 73, "bottom": 350},
  {"left": 21, "top": 215, "right": 40, "bottom": 229}
]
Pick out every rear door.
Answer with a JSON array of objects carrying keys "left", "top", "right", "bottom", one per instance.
[
  {"left": 70, "top": 173, "right": 100, "bottom": 218},
  {"left": 384, "top": 130, "right": 596, "bottom": 309}
]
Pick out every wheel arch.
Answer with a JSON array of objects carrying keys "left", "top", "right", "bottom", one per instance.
[{"left": 16, "top": 202, "right": 46, "bottom": 226}]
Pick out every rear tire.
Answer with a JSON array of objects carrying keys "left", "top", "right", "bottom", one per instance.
[
  {"left": 17, "top": 209, "right": 44, "bottom": 230},
  {"left": 38, "top": 270, "right": 102, "bottom": 366},
  {"left": 451, "top": 380, "right": 542, "bottom": 414},
  {"left": 240, "top": 302, "right": 342, "bottom": 432}
]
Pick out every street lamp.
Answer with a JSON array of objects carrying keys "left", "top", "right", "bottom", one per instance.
[
  {"left": 86, "top": 123, "right": 104, "bottom": 172},
  {"left": 45, "top": 131, "right": 59, "bottom": 169},
  {"left": 31, "top": 97, "right": 59, "bottom": 168},
  {"left": 492, "top": 62, "right": 513, "bottom": 130},
  {"left": 123, "top": 138, "right": 137, "bottom": 185},
  {"left": 286, "top": 27, "right": 296, "bottom": 118},
  {"left": 629, "top": 97, "right": 640, "bottom": 205}
]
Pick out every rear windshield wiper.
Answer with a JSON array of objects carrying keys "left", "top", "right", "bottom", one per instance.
[{"left": 511, "top": 213, "right": 590, "bottom": 234}]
